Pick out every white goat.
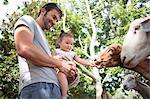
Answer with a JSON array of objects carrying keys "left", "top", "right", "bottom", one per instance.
[
  {"left": 121, "top": 17, "right": 150, "bottom": 68},
  {"left": 123, "top": 75, "right": 150, "bottom": 99}
]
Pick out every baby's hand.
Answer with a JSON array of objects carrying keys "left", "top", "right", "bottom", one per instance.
[{"left": 88, "top": 60, "right": 97, "bottom": 67}]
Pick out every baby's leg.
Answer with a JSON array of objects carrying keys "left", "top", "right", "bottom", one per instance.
[{"left": 57, "top": 72, "right": 68, "bottom": 99}]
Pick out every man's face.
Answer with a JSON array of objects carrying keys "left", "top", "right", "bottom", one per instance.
[{"left": 43, "top": 9, "right": 60, "bottom": 30}]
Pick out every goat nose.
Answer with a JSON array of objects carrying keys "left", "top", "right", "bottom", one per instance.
[{"left": 123, "top": 85, "right": 127, "bottom": 90}]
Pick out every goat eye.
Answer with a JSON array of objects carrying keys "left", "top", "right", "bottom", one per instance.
[
  {"left": 129, "top": 77, "right": 134, "bottom": 81},
  {"left": 135, "top": 25, "right": 140, "bottom": 30},
  {"left": 134, "top": 26, "right": 140, "bottom": 34}
]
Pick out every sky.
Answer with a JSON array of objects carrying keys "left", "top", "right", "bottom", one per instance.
[
  {"left": 0, "top": 0, "right": 24, "bottom": 23},
  {"left": 0, "top": 0, "right": 35, "bottom": 38},
  {"left": 0, "top": 0, "right": 149, "bottom": 38},
  {"left": 0, "top": 0, "right": 149, "bottom": 24},
  {"left": 0, "top": 0, "right": 40, "bottom": 24}
]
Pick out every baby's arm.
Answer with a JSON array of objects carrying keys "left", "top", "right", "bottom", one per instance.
[{"left": 73, "top": 54, "right": 96, "bottom": 67}]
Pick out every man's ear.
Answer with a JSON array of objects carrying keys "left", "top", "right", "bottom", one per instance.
[
  {"left": 141, "top": 17, "right": 150, "bottom": 33},
  {"left": 40, "top": 8, "right": 46, "bottom": 16}
]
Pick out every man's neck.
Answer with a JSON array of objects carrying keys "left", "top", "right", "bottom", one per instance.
[{"left": 36, "top": 17, "right": 44, "bottom": 30}]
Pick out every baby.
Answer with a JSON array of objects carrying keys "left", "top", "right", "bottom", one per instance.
[{"left": 52, "top": 30, "right": 95, "bottom": 99}]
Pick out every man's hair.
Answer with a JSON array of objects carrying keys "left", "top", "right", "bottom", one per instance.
[{"left": 38, "top": 3, "right": 62, "bottom": 18}]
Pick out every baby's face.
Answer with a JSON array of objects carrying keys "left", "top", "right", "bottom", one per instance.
[{"left": 59, "top": 36, "right": 74, "bottom": 52}]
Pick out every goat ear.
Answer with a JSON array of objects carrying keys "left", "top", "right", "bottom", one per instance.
[{"left": 141, "top": 17, "right": 150, "bottom": 33}]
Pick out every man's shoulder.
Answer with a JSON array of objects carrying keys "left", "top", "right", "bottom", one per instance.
[
  {"left": 15, "top": 15, "right": 36, "bottom": 28},
  {"left": 14, "top": 15, "right": 37, "bottom": 32},
  {"left": 19, "top": 15, "right": 35, "bottom": 22}
]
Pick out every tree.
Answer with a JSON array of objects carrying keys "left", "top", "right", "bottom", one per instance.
[
  {"left": 0, "top": 0, "right": 149, "bottom": 98},
  {"left": 0, "top": 12, "right": 20, "bottom": 98}
]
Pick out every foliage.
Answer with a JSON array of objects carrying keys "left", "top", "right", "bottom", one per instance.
[
  {"left": 0, "top": 0, "right": 150, "bottom": 98},
  {"left": 69, "top": 70, "right": 96, "bottom": 98},
  {"left": 3, "top": 0, "right": 8, "bottom": 5},
  {"left": 0, "top": 12, "right": 20, "bottom": 98}
]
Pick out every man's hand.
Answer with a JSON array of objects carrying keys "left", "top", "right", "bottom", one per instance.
[
  {"left": 53, "top": 55, "right": 77, "bottom": 77},
  {"left": 59, "top": 61, "right": 76, "bottom": 77},
  {"left": 53, "top": 55, "right": 64, "bottom": 61}
]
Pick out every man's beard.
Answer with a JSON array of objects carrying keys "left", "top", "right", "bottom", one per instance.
[{"left": 43, "top": 16, "right": 51, "bottom": 30}]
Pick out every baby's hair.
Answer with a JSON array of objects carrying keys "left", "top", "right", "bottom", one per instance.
[
  {"left": 58, "top": 30, "right": 74, "bottom": 41},
  {"left": 56, "top": 30, "right": 74, "bottom": 46}
]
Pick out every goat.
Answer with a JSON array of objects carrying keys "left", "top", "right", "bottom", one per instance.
[
  {"left": 121, "top": 17, "right": 150, "bottom": 68},
  {"left": 95, "top": 44, "right": 150, "bottom": 80},
  {"left": 123, "top": 75, "right": 150, "bottom": 99}
]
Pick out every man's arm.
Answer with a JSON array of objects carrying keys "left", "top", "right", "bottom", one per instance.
[{"left": 14, "top": 26, "right": 65, "bottom": 70}]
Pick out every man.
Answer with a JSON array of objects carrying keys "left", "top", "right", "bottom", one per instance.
[{"left": 14, "top": 3, "right": 74, "bottom": 99}]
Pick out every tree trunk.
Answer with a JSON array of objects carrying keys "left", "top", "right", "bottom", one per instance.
[{"left": 85, "top": 0, "right": 103, "bottom": 99}]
